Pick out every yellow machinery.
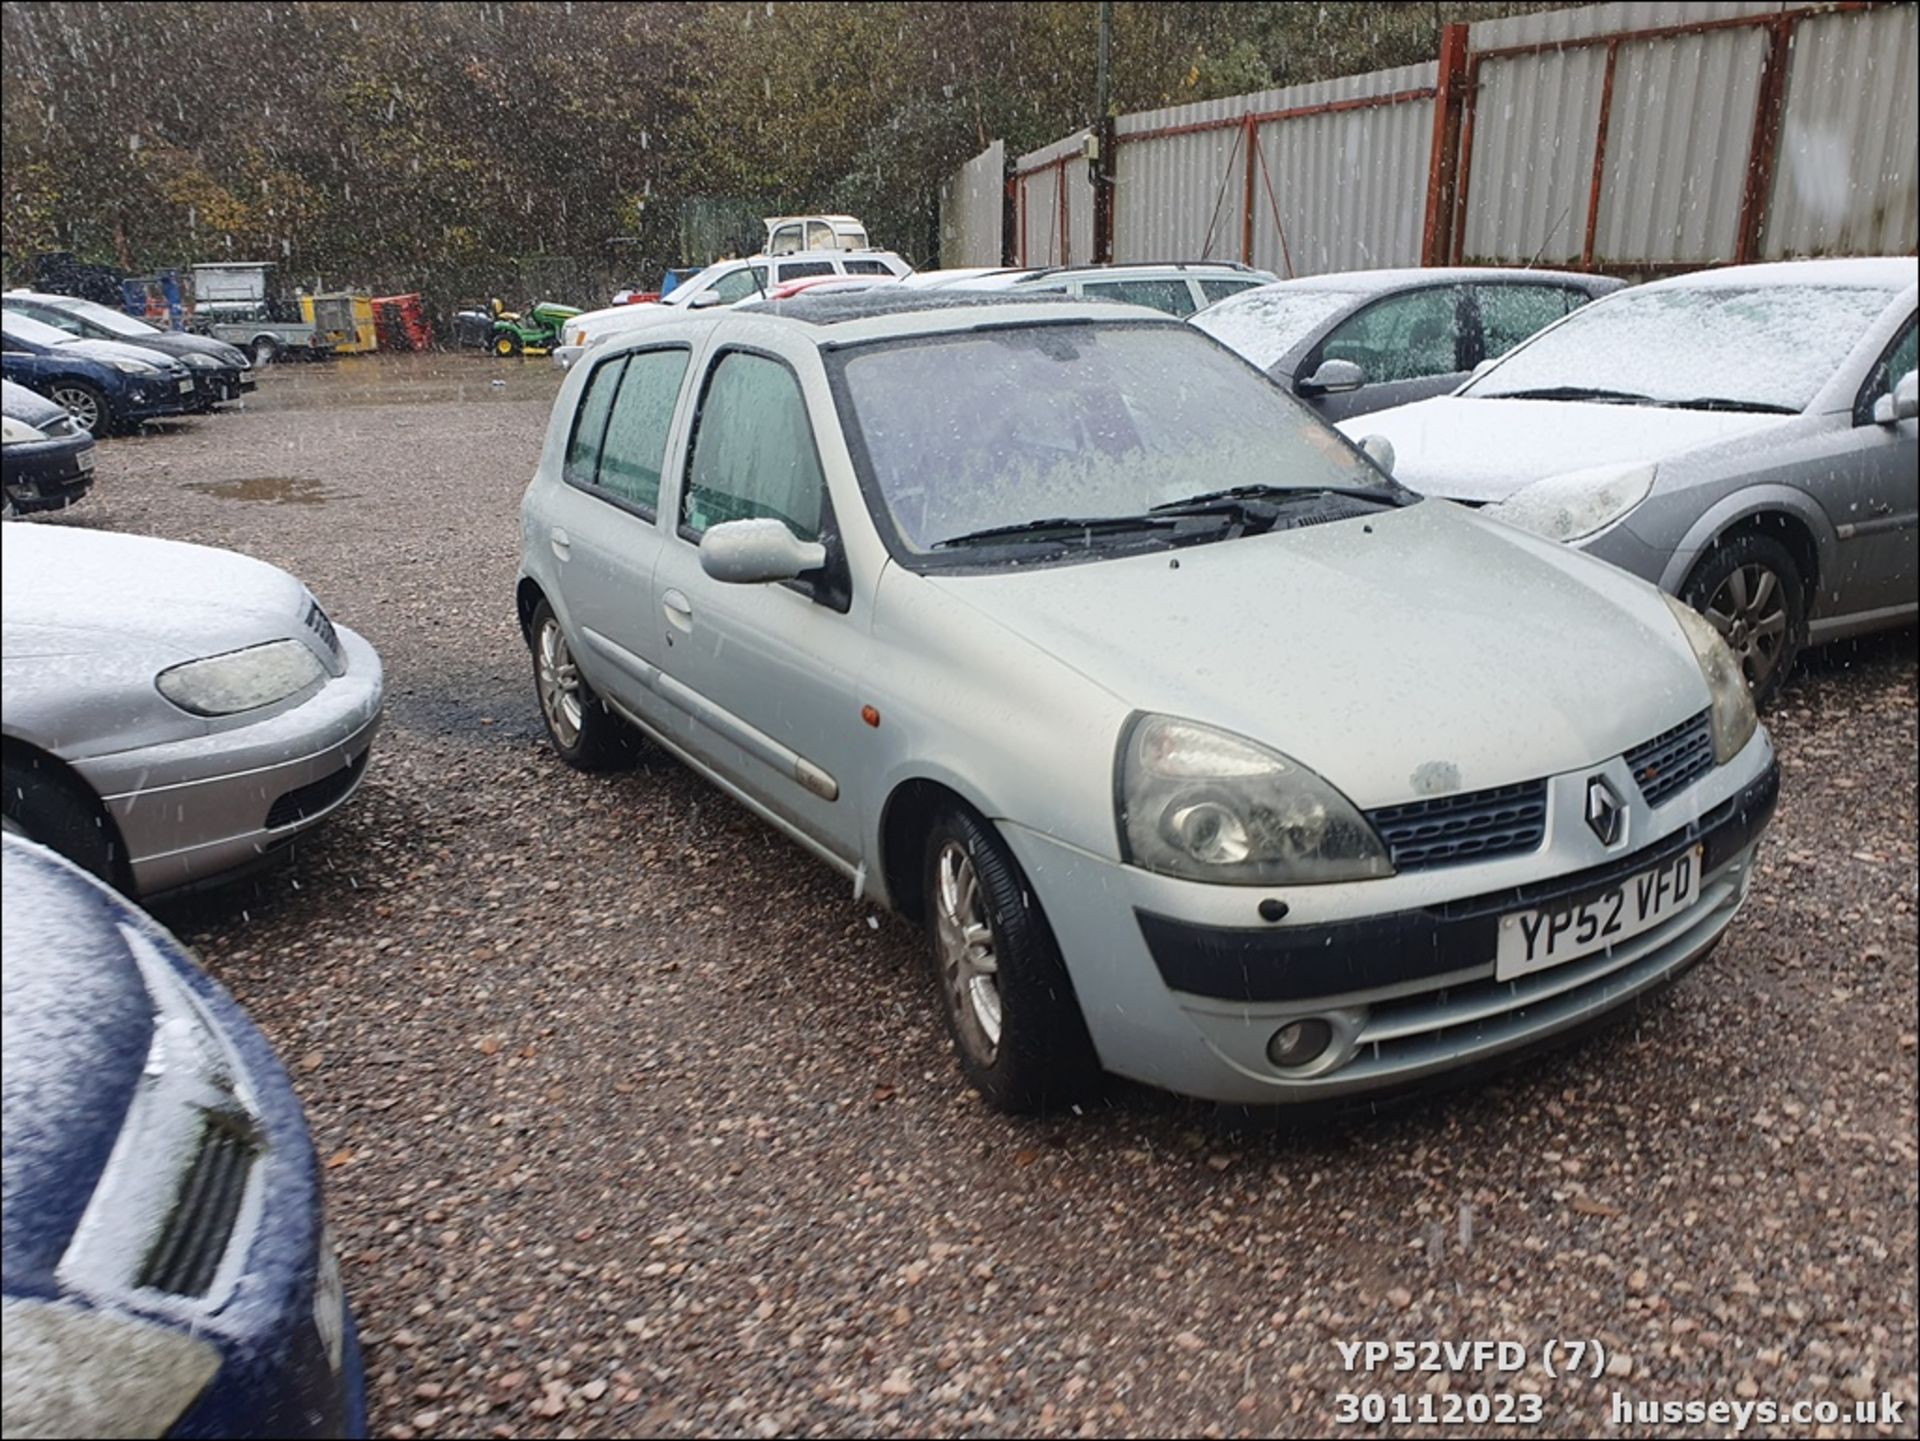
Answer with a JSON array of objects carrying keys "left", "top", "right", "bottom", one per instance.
[{"left": 300, "top": 292, "right": 378, "bottom": 354}]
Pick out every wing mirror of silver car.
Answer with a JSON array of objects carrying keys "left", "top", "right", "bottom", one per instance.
[
  {"left": 1358, "top": 435, "right": 1396, "bottom": 475},
  {"left": 1872, "top": 368, "right": 1917, "bottom": 425},
  {"left": 699, "top": 518, "right": 828, "bottom": 585},
  {"left": 1299, "top": 358, "right": 1365, "bottom": 395}
]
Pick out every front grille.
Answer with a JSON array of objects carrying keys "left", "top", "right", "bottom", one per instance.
[
  {"left": 1626, "top": 710, "right": 1714, "bottom": 808},
  {"left": 136, "top": 1112, "right": 256, "bottom": 1296},
  {"left": 1368, "top": 779, "right": 1549, "bottom": 872},
  {"left": 266, "top": 748, "right": 366, "bottom": 829},
  {"left": 303, "top": 599, "right": 340, "bottom": 660}
]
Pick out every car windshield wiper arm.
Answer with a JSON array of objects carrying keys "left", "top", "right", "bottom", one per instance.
[
  {"left": 931, "top": 513, "right": 1186, "bottom": 549},
  {"left": 1478, "top": 386, "right": 1656, "bottom": 404},
  {"left": 1149, "top": 482, "right": 1407, "bottom": 515},
  {"left": 1659, "top": 396, "right": 1798, "bottom": 415}
]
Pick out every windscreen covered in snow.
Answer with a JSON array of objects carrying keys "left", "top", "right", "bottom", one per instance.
[
  {"left": 1190, "top": 286, "right": 1361, "bottom": 371},
  {"left": 1464, "top": 284, "right": 1897, "bottom": 412}
]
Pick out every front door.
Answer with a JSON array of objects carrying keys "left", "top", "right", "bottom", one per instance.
[
  {"left": 1302, "top": 284, "right": 1470, "bottom": 423},
  {"left": 648, "top": 347, "right": 870, "bottom": 863}
]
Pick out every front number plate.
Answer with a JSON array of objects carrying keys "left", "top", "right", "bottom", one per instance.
[
  {"left": 178, "top": 377, "right": 195, "bottom": 393},
  {"left": 1496, "top": 845, "right": 1701, "bottom": 981}
]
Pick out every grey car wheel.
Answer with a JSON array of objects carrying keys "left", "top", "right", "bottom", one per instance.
[
  {"left": 933, "top": 840, "right": 1004, "bottom": 1067},
  {"left": 526, "top": 597, "right": 632, "bottom": 771},
  {"left": 48, "top": 383, "right": 106, "bottom": 436},
  {"left": 1683, "top": 531, "right": 1805, "bottom": 709}
]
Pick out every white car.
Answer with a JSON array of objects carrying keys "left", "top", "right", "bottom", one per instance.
[{"left": 553, "top": 251, "right": 914, "bottom": 368}]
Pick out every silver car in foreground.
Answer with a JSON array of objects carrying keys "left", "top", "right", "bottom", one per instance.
[
  {"left": 1348, "top": 257, "right": 1918, "bottom": 704},
  {"left": 517, "top": 290, "right": 1777, "bottom": 1111},
  {"left": 2, "top": 525, "right": 383, "bottom": 896}
]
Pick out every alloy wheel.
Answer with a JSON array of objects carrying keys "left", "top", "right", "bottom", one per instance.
[
  {"left": 536, "top": 618, "right": 584, "bottom": 748},
  {"left": 1702, "top": 563, "right": 1789, "bottom": 689},
  {"left": 50, "top": 387, "right": 101, "bottom": 434},
  {"left": 933, "top": 841, "right": 1003, "bottom": 1066}
]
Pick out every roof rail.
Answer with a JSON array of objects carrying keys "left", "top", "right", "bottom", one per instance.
[{"left": 1017, "top": 260, "right": 1263, "bottom": 280}]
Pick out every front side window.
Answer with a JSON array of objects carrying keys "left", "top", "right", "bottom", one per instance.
[
  {"left": 832, "top": 323, "right": 1391, "bottom": 559},
  {"left": 1860, "top": 316, "right": 1917, "bottom": 416},
  {"left": 1081, "top": 278, "right": 1196, "bottom": 317},
  {"left": 682, "top": 352, "right": 824, "bottom": 540},
  {"left": 707, "top": 267, "right": 766, "bottom": 305},
  {"left": 1474, "top": 284, "right": 1575, "bottom": 358},
  {"left": 1467, "top": 283, "right": 1900, "bottom": 413},
  {"left": 597, "top": 350, "right": 689, "bottom": 512},
  {"left": 1318, "top": 288, "right": 1462, "bottom": 383}
]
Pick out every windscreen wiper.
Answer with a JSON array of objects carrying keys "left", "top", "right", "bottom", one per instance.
[
  {"left": 1659, "top": 396, "right": 1798, "bottom": 414},
  {"left": 1479, "top": 385, "right": 1655, "bottom": 404},
  {"left": 931, "top": 513, "right": 1186, "bottom": 550},
  {"left": 1149, "top": 482, "right": 1409, "bottom": 518}
]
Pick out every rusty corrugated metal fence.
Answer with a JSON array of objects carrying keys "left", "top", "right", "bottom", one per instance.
[
  {"left": 945, "top": 0, "right": 1916, "bottom": 278},
  {"left": 938, "top": 140, "right": 1007, "bottom": 268}
]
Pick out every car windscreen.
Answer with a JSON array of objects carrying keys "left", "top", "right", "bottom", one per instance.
[
  {"left": 1464, "top": 283, "right": 1898, "bottom": 412},
  {"left": 831, "top": 322, "right": 1390, "bottom": 557},
  {"left": 52, "top": 297, "right": 155, "bottom": 338},
  {"left": 1, "top": 311, "right": 76, "bottom": 347},
  {"left": 1190, "top": 286, "right": 1362, "bottom": 371}
]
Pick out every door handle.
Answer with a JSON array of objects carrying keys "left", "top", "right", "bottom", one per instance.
[
  {"left": 550, "top": 527, "right": 571, "bottom": 561},
  {"left": 662, "top": 588, "right": 693, "bottom": 632}
]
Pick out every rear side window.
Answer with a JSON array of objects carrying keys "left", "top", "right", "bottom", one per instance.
[
  {"left": 563, "top": 357, "right": 625, "bottom": 489},
  {"left": 596, "top": 350, "right": 689, "bottom": 513},
  {"left": 805, "top": 220, "right": 834, "bottom": 250},
  {"left": 1198, "top": 278, "right": 1260, "bottom": 305},
  {"left": 776, "top": 260, "right": 835, "bottom": 282},
  {"left": 1320, "top": 287, "right": 1462, "bottom": 383},
  {"left": 1082, "top": 278, "right": 1196, "bottom": 317},
  {"left": 682, "top": 351, "right": 823, "bottom": 540},
  {"left": 1476, "top": 284, "right": 1576, "bottom": 357},
  {"left": 845, "top": 260, "right": 893, "bottom": 276}
]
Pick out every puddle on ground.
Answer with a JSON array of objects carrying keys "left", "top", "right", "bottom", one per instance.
[
  {"left": 186, "top": 476, "right": 336, "bottom": 504},
  {"left": 249, "top": 351, "right": 567, "bottom": 409}
]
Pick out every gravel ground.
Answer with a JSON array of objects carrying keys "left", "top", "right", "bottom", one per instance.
[{"left": 34, "top": 354, "right": 1918, "bottom": 1439}]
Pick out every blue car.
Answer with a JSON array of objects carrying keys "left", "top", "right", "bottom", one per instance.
[
  {"left": 1, "top": 835, "right": 368, "bottom": 1439},
  {"left": 2, "top": 378, "right": 95, "bottom": 515},
  {"left": 1, "top": 310, "right": 198, "bottom": 435}
]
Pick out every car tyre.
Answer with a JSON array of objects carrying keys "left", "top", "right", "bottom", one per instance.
[
  {"left": 528, "top": 599, "right": 632, "bottom": 770},
  {"left": 1681, "top": 531, "right": 1805, "bottom": 709},
  {"left": 251, "top": 336, "right": 281, "bottom": 367},
  {"left": 921, "top": 804, "right": 1101, "bottom": 1113},
  {"left": 2, "top": 750, "right": 121, "bottom": 887},
  {"left": 47, "top": 381, "right": 110, "bottom": 437}
]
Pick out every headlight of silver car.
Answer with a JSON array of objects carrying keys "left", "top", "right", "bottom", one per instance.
[
  {"left": 1118, "top": 714, "right": 1393, "bottom": 885},
  {"left": 156, "top": 639, "right": 325, "bottom": 716},
  {"left": 1662, "top": 594, "right": 1758, "bottom": 763},
  {"left": 1486, "top": 462, "right": 1656, "bottom": 543},
  {"left": 106, "top": 356, "right": 159, "bottom": 375}
]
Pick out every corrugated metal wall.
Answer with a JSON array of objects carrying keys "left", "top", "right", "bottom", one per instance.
[
  {"left": 1013, "top": 131, "right": 1093, "bottom": 266},
  {"left": 1109, "top": 65, "right": 1437, "bottom": 275},
  {"left": 1764, "top": 2, "right": 1919, "bottom": 257},
  {"left": 939, "top": 140, "right": 1005, "bottom": 268},
  {"left": 958, "top": 1, "right": 1917, "bottom": 279}
]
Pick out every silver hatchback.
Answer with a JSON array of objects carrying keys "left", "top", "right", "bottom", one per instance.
[{"left": 517, "top": 292, "right": 1777, "bottom": 1112}]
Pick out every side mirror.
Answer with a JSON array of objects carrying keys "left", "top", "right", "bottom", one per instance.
[
  {"left": 699, "top": 518, "right": 827, "bottom": 585},
  {"left": 1299, "top": 358, "right": 1365, "bottom": 395},
  {"left": 1872, "top": 368, "right": 1918, "bottom": 425},
  {"left": 687, "top": 291, "right": 723, "bottom": 310},
  {"left": 1358, "top": 435, "right": 1396, "bottom": 475}
]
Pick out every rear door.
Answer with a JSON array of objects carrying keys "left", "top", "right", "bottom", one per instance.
[{"left": 1300, "top": 284, "right": 1470, "bottom": 422}]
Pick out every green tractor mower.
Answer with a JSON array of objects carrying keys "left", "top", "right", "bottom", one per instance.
[{"left": 488, "top": 298, "right": 581, "bottom": 357}]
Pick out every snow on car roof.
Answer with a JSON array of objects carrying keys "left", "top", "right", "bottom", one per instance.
[
  {"left": 1270, "top": 266, "right": 1608, "bottom": 293},
  {"left": 1642, "top": 257, "right": 1917, "bottom": 291},
  {"left": 755, "top": 288, "right": 1150, "bottom": 328}
]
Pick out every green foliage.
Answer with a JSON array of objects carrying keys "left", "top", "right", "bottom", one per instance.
[{"left": 2, "top": 1, "right": 1574, "bottom": 305}]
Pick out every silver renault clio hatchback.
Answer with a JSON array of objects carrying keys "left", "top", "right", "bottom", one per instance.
[{"left": 516, "top": 291, "right": 1778, "bottom": 1112}]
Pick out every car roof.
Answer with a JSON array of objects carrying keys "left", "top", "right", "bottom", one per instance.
[
  {"left": 1250, "top": 266, "right": 1616, "bottom": 295},
  {"left": 3, "top": 290, "right": 89, "bottom": 307},
  {"left": 1638, "top": 257, "right": 1917, "bottom": 292}
]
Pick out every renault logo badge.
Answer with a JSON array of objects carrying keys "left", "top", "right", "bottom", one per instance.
[{"left": 1585, "top": 775, "right": 1625, "bottom": 846}]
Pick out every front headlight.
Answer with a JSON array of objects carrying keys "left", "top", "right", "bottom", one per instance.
[
  {"left": 1663, "top": 594, "right": 1758, "bottom": 762},
  {"left": 181, "top": 352, "right": 217, "bottom": 369},
  {"left": 1487, "top": 462, "right": 1656, "bottom": 542},
  {"left": 1118, "top": 714, "right": 1393, "bottom": 885},
  {"left": 106, "top": 357, "right": 159, "bottom": 375},
  {"left": 156, "top": 639, "right": 325, "bottom": 716}
]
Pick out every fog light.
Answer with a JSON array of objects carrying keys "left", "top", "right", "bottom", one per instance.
[{"left": 1268, "top": 1017, "right": 1333, "bottom": 1068}]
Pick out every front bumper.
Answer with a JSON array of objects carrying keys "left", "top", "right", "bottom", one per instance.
[
  {"left": 120, "top": 376, "right": 198, "bottom": 423},
  {"left": 2, "top": 433, "right": 95, "bottom": 512},
  {"left": 1000, "top": 731, "right": 1777, "bottom": 1105},
  {"left": 74, "top": 625, "right": 384, "bottom": 897}
]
